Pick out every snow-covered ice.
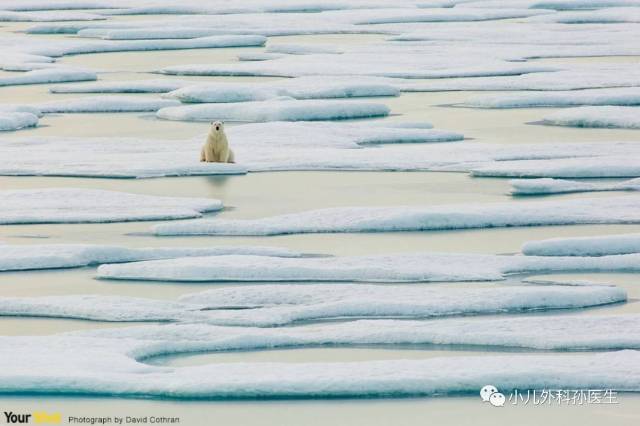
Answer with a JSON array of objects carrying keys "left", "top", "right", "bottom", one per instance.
[
  {"left": 0, "top": 68, "right": 96, "bottom": 86},
  {"left": 80, "top": 314, "right": 640, "bottom": 351},
  {"left": 50, "top": 79, "right": 187, "bottom": 94},
  {"left": 164, "top": 77, "right": 399, "bottom": 103},
  {"left": 97, "top": 250, "right": 640, "bottom": 283},
  {"left": 542, "top": 106, "right": 640, "bottom": 129},
  {"left": 510, "top": 177, "right": 640, "bottom": 195},
  {"left": 0, "top": 188, "right": 222, "bottom": 224},
  {"left": 461, "top": 88, "right": 640, "bottom": 108},
  {"left": 523, "top": 233, "right": 640, "bottom": 256},
  {"left": 152, "top": 196, "right": 640, "bottom": 236},
  {"left": 156, "top": 99, "right": 390, "bottom": 122},
  {"left": 36, "top": 96, "right": 180, "bottom": 113},
  {"left": 0, "top": 284, "right": 626, "bottom": 325},
  {"left": 0, "top": 244, "right": 303, "bottom": 272},
  {"left": 0, "top": 113, "right": 38, "bottom": 132},
  {"left": 0, "top": 334, "right": 639, "bottom": 398}
]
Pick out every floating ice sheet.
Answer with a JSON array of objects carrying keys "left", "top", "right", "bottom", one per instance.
[
  {"left": 510, "top": 177, "right": 640, "bottom": 195},
  {"left": 542, "top": 106, "right": 640, "bottom": 129},
  {"left": 98, "top": 250, "right": 640, "bottom": 283},
  {"left": 0, "top": 113, "right": 38, "bottom": 131},
  {"left": 523, "top": 233, "right": 640, "bottom": 256},
  {"left": 0, "top": 188, "right": 222, "bottom": 224},
  {"left": 49, "top": 79, "right": 188, "bottom": 94},
  {"left": 0, "top": 68, "right": 96, "bottom": 86},
  {"left": 152, "top": 196, "right": 640, "bottom": 236},
  {"left": 0, "top": 244, "right": 303, "bottom": 272},
  {"left": 156, "top": 99, "right": 390, "bottom": 122},
  {"left": 36, "top": 96, "right": 180, "bottom": 113},
  {"left": 164, "top": 77, "right": 399, "bottom": 103},
  {"left": 461, "top": 88, "right": 640, "bottom": 108}
]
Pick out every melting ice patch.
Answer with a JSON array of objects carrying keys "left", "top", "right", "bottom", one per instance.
[
  {"left": 36, "top": 96, "right": 180, "bottom": 113},
  {"left": 461, "top": 88, "right": 640, "bottom": 108},
  {"left": 80, "top": 314, "right": 640, "bottom": 351},
  {"left": 523, "top": 233, "right": 640, "bottom": 256},
  {"left": 164, "top": 77, "right": 399, "bottom": 103},
  {"left": 0, "top": 188, "right": 222, "bottom": 224},
  {"left": 0, "top": 335, "right": 639, "bottom": 398},
  {"left": 49, "top": 79, "right": 188, "bottom": 94},
  {"left": 0, "top": 244, "right": 303, "bottom": 272},
  {"left": 0, "top": 284, "right": 626, "bottom": 325},
  {"left": 0, "top": 113, "right": 38, "bottom": 132},
  {"left": 156, "top": 99, "right": 390, "bottom": 122},
  {"left": 0, "top": 10, "right": 105, "bottom": 21},
  {"left": 542, "top": 106, "right": 640, "bottom": 129},
  {"left": 472, "top": 155, "right": 640, "bottom": 178},
  {"left": 510, "top": 177, "right": 640, "bottom": 195},
  {"left": 0, "top": 68, "right": 96, "bottom": 86},
  {"left": 152, "top": 196, "right": 640, "bottom": 236},
  {"left": 97, "top": 251, "right": 640, "bottom": 284}
]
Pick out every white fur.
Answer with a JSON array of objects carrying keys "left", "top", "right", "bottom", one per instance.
[{"left": 200, "top": 121, "right": 234, "bottom": 163}]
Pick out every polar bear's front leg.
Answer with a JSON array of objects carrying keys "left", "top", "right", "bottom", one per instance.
[
  {"left": 200, "top": 146, "right": 207, "bottom": 162},
  {"left": 227, "top": 149, "right": 235, "bottom": 163}
]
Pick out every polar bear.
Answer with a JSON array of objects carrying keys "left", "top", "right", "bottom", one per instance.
[{"left": 200, "top": 120, "right": 235, "bottom": 163}]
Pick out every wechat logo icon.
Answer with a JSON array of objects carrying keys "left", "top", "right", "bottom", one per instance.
[{"left": 480, "top": 385, "right": 505, "bottom": 407}]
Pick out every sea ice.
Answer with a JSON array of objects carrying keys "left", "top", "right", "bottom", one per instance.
[
  {"left": 49, "top": 79, "right": 188, "bottom": 94},
  {"left": 97, "top": 250, "right": 640, "bottom": 283},
  {"left": 542, "top": 106, "right": 640, "bottom": 129},
  {"left": 510, "top": 177, "right": 640, "bottom": 195},
  {"left": 0, "top": 113, "right": 38, "bottom": 132},
  {"left": 164, "top": 77, "right": 399, "bottom": 103},
  {"left": 461, "top": 88, "right": 640, "bottom": 108},
  {"left": 0, "top": 188, "right": 222, "bottom": 224},
  {"left": 36, "top": 96, "right": 180, "bottom": 113},
  {"left": 523, "top": 233, "right": 640, "bottom": 256},
  {"left": 0, "top": 68, "right": 96, "bottom": 86},
  {"left": 151, "top": 196, "right": 640, "bottom": 236},
  {"left": 156, "top": 99, "right": 390, "bottom": 122},
  {"left": 0, "top": 244, "right": 303, "bottom": 272}
]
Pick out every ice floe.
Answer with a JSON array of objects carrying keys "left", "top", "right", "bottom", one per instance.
[
  {"left": 0, "top": 10, "right": 105, "bottom": 21},
  {"left": 0, "top": 188, "right": 222, "bottom": 224},
  {"left": 510, "top": 177, "right": 640, "bottom": 195},
  {"left": 461, "top": 88, "right": 640, "bottom": 108},
  {"left": 0, "top": 112, "right": 38, "bottom": 132},
  {"left": 156, "top": 99, "right": 390, "bottom": 122},
  {"left": 1, "top": 332, "right": 639, "bottom": 398},
  {"left": 164, "top": 77, "right": 399, "bottom": 103},
  {"left": 0, "top": 244, "right": 303, "bottom": 272},
  {"left": 80, "top": 314, "right": 640, "bottom": 350},
  {"left": 49, "top": 79, "right": 187, "bottom": 94},
  {"left": 0, "top": 284, "right": 625, "bottom": 325},
  {"left": 523, "top": 233, "right": 640, "bottom": 256},
  {"left": 0, "top": 68, "right": 96, "bottom": 86},
  {"left": 152, "top": 196, "right": 640, "bottom": 236},
  {"left": 2, "top": 130, "right": 639, "bottom": 178},
  {"left": 535, "top": 7, "right": 640, "bottom": 23},
  {"left": 0, "top": 121, "right": 464, "bottom": 177},
  {"left": 36, "top": 96, "right": 180, "bottom": 113},
  {"left": 401, "top": 67, "right": 640, "bottom": 91},
  {"left": 472, "top": 156, "right": 640, "bottom": 178},
  {"left": 542, "top": 106, "right": 640, "bottom": 129},
  {"left": 98, "top": 250, "right": 640, "bottom": 283}
]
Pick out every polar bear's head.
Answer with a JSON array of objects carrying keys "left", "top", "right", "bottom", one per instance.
[{"left": 210, "top": 120, "right": 225, "bottom": 134}]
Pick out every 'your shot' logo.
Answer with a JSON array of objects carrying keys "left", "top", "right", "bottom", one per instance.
[{"left": 480, "top": 385, "right": 506, "bottom": 407}]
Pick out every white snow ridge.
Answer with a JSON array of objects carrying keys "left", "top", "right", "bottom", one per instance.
[
  {"left": 510, "top": 177, "right": 640, "bottom": 195},
  {"left": 0, "top": 188, "right": 222, "bottom": 224}
]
